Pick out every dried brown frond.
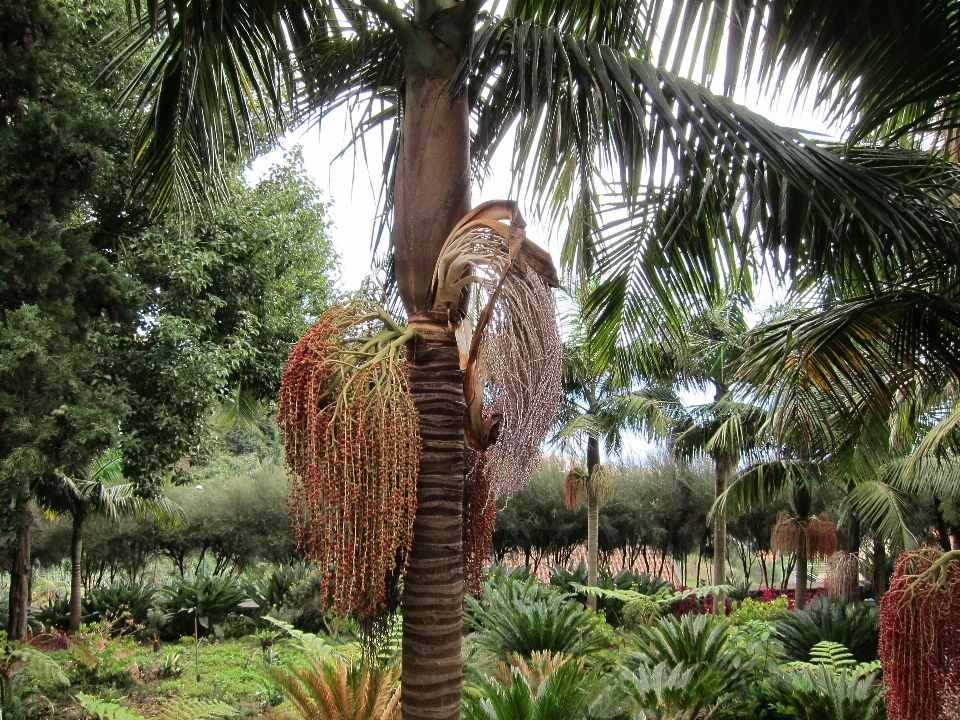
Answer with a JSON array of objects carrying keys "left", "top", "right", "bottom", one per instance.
[
  {"left": 493, "top": 651, "right": 574, "bottom": 697},
  {"left": 771, "top": 513, "right": 802, "bottom": 556},
  {"left": 431, "top": 201, "right": 561, "bottom": 499}
]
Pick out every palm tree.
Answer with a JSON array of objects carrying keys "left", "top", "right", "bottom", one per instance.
[
  {"left": 42, "top": 450, "right": 180, "bottom": 632},
  {"left": 636, "top": 297, "right": 764, "bottom": 609},
  {"left": 113, "top": 1, "right": 957, "bottom": 716},
  {"left": 553, "top": 299, "right": 675, "bottom": 610}
]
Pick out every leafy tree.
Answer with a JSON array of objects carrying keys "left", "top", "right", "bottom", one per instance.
[
  {"left": 0, "top": 0, "right": 336, "bottom": 639},
  {"left": 0, "top": 0, "right": 138, "bottom": 639},
  {"left": 113, "top": 0, "right": 955, "bottom": 715}
]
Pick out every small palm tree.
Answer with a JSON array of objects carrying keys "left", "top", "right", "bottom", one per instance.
[
  {"left": 42, "top": 449, "right": 180, "bottom": 632},
  {"left": 553, "top": 297, "right": 676, "bottom": 609}
]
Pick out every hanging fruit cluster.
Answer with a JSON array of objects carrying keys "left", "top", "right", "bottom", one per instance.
[
  {"left": 771, "top": 512, "right": 837, "bottom": 558},
  {"left": 277, "top": 302, "right": 419, "bottom": 635},
  {"left": 564, "top": 465, "right": 614, "bottom": 511},
  {"left": 430, "top": 201, "right": 561, "bottom": 597},
  {"left": 879, "top": 548, "right": 960, "bottom": 720},
  {"left": 463, "top": 448, "right": 496, "bottom": 596},
  {"left": 564, "top": 466, "right": 588, "bottom": 510}
]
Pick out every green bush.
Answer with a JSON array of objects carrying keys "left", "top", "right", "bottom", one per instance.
[
  {"left": 548, "top": 562, "right": 673, "bottom": 627},
  {"left": 626, "top": 614, "right": 763, "bottom": 718},
  {"left": 83, "top": 581, "right": 158, "bottom": 627},
  {"left": 463, "top": 654, "right": 595, "bottom": 720},
  {"left": 730, "top": 596, "right": 789, "bottom": 625},
  {"left": 762, "top": 665, "right": 886, "bottom": 720},
  {"left": 465, "top": 578, "right": 609, "bottom": 661},
  {"left": 160, "top": 574, "right": 248, "bottom": 638},
  {"left": 774, "top": 599, "right": 879, "bottom": 664}
]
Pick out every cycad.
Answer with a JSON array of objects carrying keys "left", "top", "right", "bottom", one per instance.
[
  {"left": 269, "top": 661, "right": 401, "bottom": 720},
  {"left": 463, "top": 653, "right": 592, "bottom": 720},
  {"left": 774, "top": 599, "right": 879, "bottom": 664},
  {"left": 465, "top": 578, "right": 607, "bottom": 661}
]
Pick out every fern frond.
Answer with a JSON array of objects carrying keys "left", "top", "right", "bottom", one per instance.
[{"left": 808, "top": 641, "right": 857, "bottom": 670}]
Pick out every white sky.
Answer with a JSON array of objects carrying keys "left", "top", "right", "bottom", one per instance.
[{"left": 249, "top": 75, "right": 837, "bottom": 298}]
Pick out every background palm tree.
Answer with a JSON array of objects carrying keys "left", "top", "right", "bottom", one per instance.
[
  {"left": 41, "top": 450, "right": 181, "bottom": 632},
  {"left": 553, "top": 296, "right": 675, "bottom": 609},
  {"left": 114, "top": 1, "right": 960, "bottom": 716}
]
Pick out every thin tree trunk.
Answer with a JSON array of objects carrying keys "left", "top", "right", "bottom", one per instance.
[
  {"left": 793, "top": 484, "right": 813, "bottom": 610},
  {"left": 586, "top": 435, "right": 600, "bottom": 611},
  {"left": 872, "top": 539, "right": 888, "bottom": 601},
  {"left": 7, "top": 498, "right": 31, "bottom": 641},
  {"left": 795, "top": 526, "right": 809, "bottom": 610},
  {"left": 69, "top": 513, "right": 84, "bottom": 633},
  {"left": 713, "top": 457, "right": 733, "bottom": 614}
]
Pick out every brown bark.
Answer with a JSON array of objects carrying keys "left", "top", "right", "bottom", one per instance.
[
  {"left": 793, "top": 485, "right": 812, "bottom": 611},
  {"left": 69, "top": 515, "right": 84, "bottom": 633},
  {"left": 795, "top": 528, "right": 809, "bottom": 610},
  {"left": 872, "top": 539, "right": 888, "bottom": 601},
  {"left": 586, "top": 435, "right": 600, "bottom": 611},
  {"left": 7, "top": 498, "right": 31, "bottom": 641},
  {"left": 402, "top": 326, "right": 465, "bottom": 720},
  {"left": 713, "top": 457, "right": 733, "bottom": 615},
  {"left": 393, "top": 72, "right": 471, "bottom": 316}
]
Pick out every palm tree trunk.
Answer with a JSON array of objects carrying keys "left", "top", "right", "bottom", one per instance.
[
  {"left": 586, "top": 435, "right": 601, "bottom": 611},
  {"left": 795, "top": 530, "right": 809, "bottom": 610},
  {"left": 792, "top": 484, "right": 813, "bottom": 610},
  {"left": 7, "top": 497, "right": 32, "bottom": 641},
  {"left": 402, "top": 329, "right": 465, "bottom": 720},
  {"left": 872, "top": 539, "right": 888, "bottom": 600},
  {"left": 393, "top": 61, "right": 471, "bottom": 720},
  {"left": 713, "top": 457, "right": 733, "bottom": 614},
  {"left": 69, "top": 513, "right": 84, "bottom": 633}
]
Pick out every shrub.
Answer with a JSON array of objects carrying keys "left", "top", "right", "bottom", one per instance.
[
  {"left": 762, "top": 665, "right": 886, "bottom": 720},
  {"left": 83, "top": 582, "right": 158, "bottom": 627},
  {"left": 549, "top": 562, "right": 673, "bottom": 627},
  {"left": 269, "top": 661, "right": 400, "bottom": 720},
  {"left": 465, "top": 578, "right": 608, "bottom": 660},
  {"left": 160, "top": 574, "right": 248, "bottom": 638},
  {"left": 463, "top": 653, "right": 594, "bottom": 720},
  {"left": 774, "top": 598, "right": 878, "bottom": 664},
  {"left": 625, "top": 614, "right": 764, "bottom": 718}
]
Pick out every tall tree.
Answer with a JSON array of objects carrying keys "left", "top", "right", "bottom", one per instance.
[
  {"left": 114, "top": 1, "right": 959, "bottom": 716},
  {"left": 0, "top": 0, "right": 338, "bottom": 638},
  {"left": 553, "top": 297, "right": 674, "bottom": 609}
]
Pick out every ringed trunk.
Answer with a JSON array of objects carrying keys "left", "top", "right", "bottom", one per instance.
[
  {"left": 393, "top": 49, "right": 471, "bottom": 718},
  {"left": 402, "top": 326, "right": 465, "bottom": 720},
  {"left": 586, "top": 435, "right": 600, "bottom": 611},
  {"left": 872, "top": 539, "right": 888, "bottom": 600},
  {"left": 793, "top": 485, "right": 813, "bottom": 611},
  {"left": 795, "top": 526, "right": 809, "bottom": 610},
  {"left": 69, "top": 514, "right": 84, "bottom": 633},
  {"left": 7, "top": 497, "right": 32, "bottom": 641}
]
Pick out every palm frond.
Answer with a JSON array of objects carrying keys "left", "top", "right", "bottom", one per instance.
[{"left": 843, "top": 480, "right": 917, "bottom": 553}]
